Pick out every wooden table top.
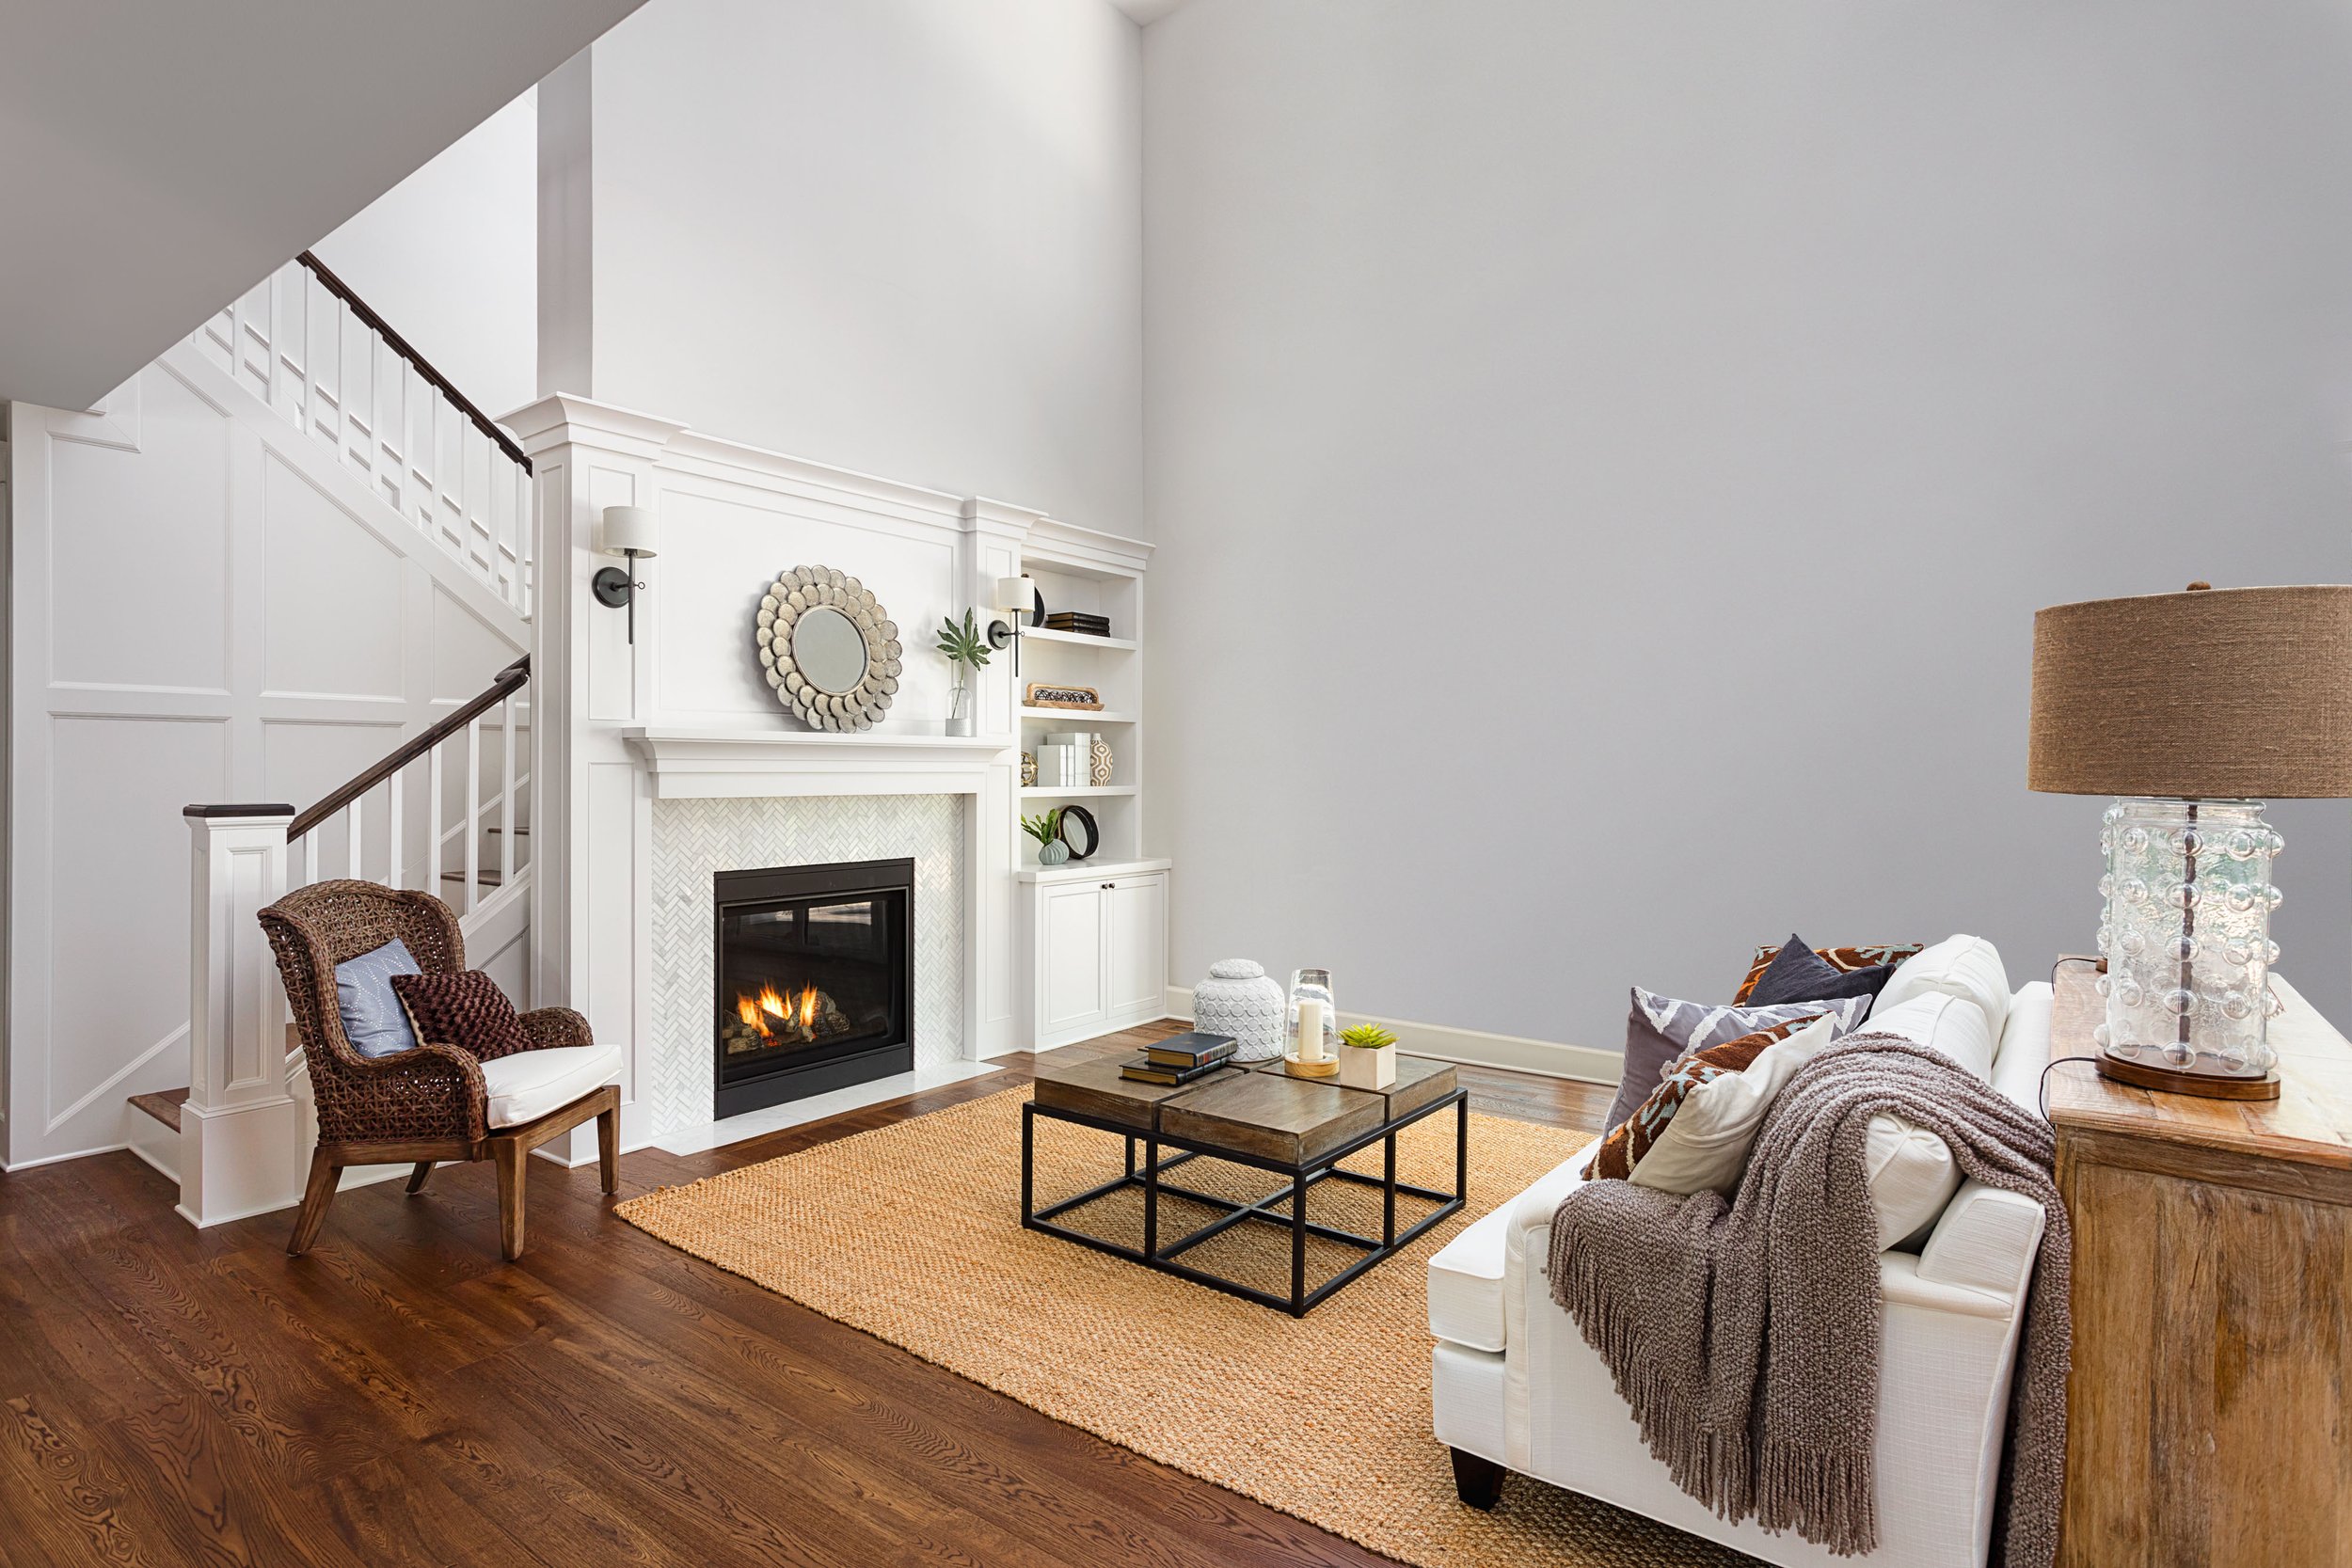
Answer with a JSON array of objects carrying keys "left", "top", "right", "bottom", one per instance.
[
  {"left": 1030, "top": 1046, "right": 1460, "bottom": 1167},
  {"left": 2048, "top": 961, "right": 2352, "bottom": 1172}
]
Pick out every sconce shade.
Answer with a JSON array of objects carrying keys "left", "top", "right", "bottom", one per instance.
[
  {"left": 2028, "top": 584, "right": 2352, "bottom": 798},
  {"left": 994, "top": 576, "right": 1036, "bottom": 612},
  {"left": 598, "top": 505, "right": 659, "bottom": 559}
]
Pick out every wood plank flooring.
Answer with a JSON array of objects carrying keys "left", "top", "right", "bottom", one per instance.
[{"left": 0, "top": 1023, "right": 1612, "bottom": 1568}]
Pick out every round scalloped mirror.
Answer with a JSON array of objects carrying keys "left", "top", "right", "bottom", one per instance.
[{"left": 755, "top": 566, "right": 902, "bottom": 732}]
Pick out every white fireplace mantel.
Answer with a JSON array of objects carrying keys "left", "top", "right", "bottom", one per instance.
[{"left": 622, "top": 725, "right": 1013, "bottom": 799}]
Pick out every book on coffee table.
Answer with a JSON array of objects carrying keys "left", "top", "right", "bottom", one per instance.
[
  {"left": 1119, "top": 1053, "right": 1231, "bottom": 1086},
  {"left": 1143, "top": 1031, "right": 1238, "bottom": 1069}
]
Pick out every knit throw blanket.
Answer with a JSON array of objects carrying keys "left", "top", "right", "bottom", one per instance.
[{"left": 1547, "top": 1034, "right": 2071, "bottom": 1567}]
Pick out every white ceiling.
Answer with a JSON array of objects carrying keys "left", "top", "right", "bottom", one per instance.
[
  {"left": 0, "top": 0, "right": 648, "bottom": 410},
  {"left": 1106, "top": 0, "right": 1195, "bottom": 24}
]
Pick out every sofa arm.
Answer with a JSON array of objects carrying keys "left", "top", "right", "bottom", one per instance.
[{"left": 1917, "top": 1180, "right": 2045, "bottom": 1302}]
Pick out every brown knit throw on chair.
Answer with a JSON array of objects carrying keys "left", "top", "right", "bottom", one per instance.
[{"left": 1549, "top": 1033, "right": 2071, "bottom": 1568}]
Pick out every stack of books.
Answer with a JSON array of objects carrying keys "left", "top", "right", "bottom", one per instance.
[
  {"left": 1044, "top": 611, "right": 1113, "bottom": 638},
  {"left": 1038, "top": 741, "right": 1086, "bottom": 788},
  {"left": 1118, "top": 1031, "right": 1239, "bottom": 1085}
]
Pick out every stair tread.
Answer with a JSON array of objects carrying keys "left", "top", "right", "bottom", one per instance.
[
  {"left": 129, "top": 1087, "right": 189, "bottom": 1132},
  {"left": 440, "top": 867, "right": 506, "bottom": 887},
  {"left": 483, "top": 825, "right": 530, "bottom": 835}
]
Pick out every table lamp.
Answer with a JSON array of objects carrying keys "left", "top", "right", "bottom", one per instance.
[{"left": 2029, "top": 582, "right": 2352, "bottom": 1099}]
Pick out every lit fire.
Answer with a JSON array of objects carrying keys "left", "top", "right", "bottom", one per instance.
[{"left": 738, "top": 981, "right": 821, "bottom": 1037}]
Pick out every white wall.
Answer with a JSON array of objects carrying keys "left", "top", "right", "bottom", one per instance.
[
  {"left": 312, "top": 87, "right": 540, "bottom": 422},
  {"left": 1143, "top": 0, "right": 2352, "bottom": 1053},
  {"left": 557, "top": 0, "right": 1145, "bottom": 535}
]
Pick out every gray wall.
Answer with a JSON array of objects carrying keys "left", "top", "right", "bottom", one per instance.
[
  {"left": 571, "top": 0, "right": 1147, "bottom": 535},
  {"left": 1143, "top": 0, "right": 2352, "bottom": 1053}
]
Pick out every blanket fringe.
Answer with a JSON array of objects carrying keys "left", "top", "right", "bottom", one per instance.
[{"left": 1755, "top": 1436, "right": 1877, "bottom": 1556}]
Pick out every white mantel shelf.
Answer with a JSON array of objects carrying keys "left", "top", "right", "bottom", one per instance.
[{"left": 622, "top": 725, "right": 1013, "bottom": 799}]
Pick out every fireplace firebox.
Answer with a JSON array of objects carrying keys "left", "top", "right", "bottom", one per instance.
[{"left": 713, "top": 858, "right": 913, "bottom": 1118}]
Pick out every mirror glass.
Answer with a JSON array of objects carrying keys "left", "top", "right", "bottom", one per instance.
[
  {"left": 790, "top": 607, "right": 869, "bottom": 695},
  {"left": 1057, "top": 804, "right": 1099, "bottom": 861}
]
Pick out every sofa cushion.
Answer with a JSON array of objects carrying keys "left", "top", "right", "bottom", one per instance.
[
  {"left": 1866, "top": 1111, "right": 1963, "bottom": 1251},
  {"left": 1992, "top": 981, "right": 2055, "bottom": 1113},
  {"left": 1733, "top": 942, "right": 1924, "bottom": 1006},
  {"left": 1744, "top": 934, "right": 1898, "bottom": 1008},
  {"left": 1586, "top": 1015, "right": 1820, "bottom": 1181},
  {"left": 1428, "top": 1203, "right": 1514, "bottom": 1351},
  {"left": 1628, "top": 1014, "right": 1843, "bottom": 1196},
  {"left": 1874, "top": 934, "right": 2010, "bottom": 1037},
  {"left": 479, "top": 1042, "right": 623, "bottom": 1129},
  {"left": 1865, "top": 991, "right": 1996, "bottom": 1081},
  {"left": 333, "top": 938, "right": 422, "bottom": 1059},
  {"left": 1605, "top": 988, "right": 1872, "bottom": 1132},
  {"left": 389, "top": 969, "right": 532, "bottom": 1061}
]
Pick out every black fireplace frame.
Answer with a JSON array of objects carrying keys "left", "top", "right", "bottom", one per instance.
[{"left": 712, "top": 857, "right": 914, "bottom": 1119}]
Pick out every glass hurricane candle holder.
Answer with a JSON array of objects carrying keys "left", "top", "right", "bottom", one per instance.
[
  {"left": 2096, "top": 798, "right": 2280, "bottom": 1082},
  {"left": 1288, "top": 967, "right": 1338, "bottom": 1063}
]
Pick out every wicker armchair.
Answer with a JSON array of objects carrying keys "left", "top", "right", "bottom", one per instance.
[{"left": 260, "top": 879, "right": 618, "bottom": 1259}]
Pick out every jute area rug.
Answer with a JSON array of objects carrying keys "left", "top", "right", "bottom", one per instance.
[{"left": 618, "top": 1086, "right": 1752, "bottom": 1568}]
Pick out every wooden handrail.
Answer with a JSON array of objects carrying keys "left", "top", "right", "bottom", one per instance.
[
  {"left": 294, "top": 250, "right": 532, "bottom": 475},
  {"left": 289, "top": 657, "right": 529, "bottom": 840}
]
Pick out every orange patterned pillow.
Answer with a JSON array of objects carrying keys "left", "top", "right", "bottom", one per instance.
[
  {"left": 1732, "top": 942, "right": 1922, "bottom": 1006},
  {"left": 1583, "top": 1015, "right": 1819, "bottom": 1181}
]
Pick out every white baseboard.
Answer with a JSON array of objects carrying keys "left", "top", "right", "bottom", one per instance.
[{"left": 1162, "top": 987, "right": 1620, "bottom": 1085}]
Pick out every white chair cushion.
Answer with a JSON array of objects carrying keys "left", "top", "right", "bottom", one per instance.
[
  {"left": 1628, "top": 1013, "right": 1840, "bottom": 1196},
  {"left": 1873, "top": 934, "right": 2010, "bottom": 1039},
  {"left": 1867, "top": 990, "right": 1996, "bottom": 1081},
  {"left": 479, "top": 1042, "right": 622, "bottom": 1129}
]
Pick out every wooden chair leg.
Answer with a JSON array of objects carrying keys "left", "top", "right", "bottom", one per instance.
[
  {"left": 287, "top": 1148, "right": 342, "bottom": 1256},
  {"left": 1451, "top": 1448, "right": 1505, "bottom": 1511},
  {"left": 405, "top": 1162, "right": 434, "bottom": 1195},
  {"left": 596, "top": 1093, "right": 620, "bottom": 1196},
  {"left": 493, "top": 1136, "right": 527, "bottom": 1260}
]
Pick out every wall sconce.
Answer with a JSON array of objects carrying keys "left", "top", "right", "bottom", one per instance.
[
  {"left": 992, "top": 575, "right": 1036, "bottom": 672},
  {"left": 594, "top": 505, "right": 659, "bottom": 643}
]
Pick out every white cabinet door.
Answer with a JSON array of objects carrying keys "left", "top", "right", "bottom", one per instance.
[
  {"left": 1104, "top": 874, "right": 1168, "bottom": 1020},
  {"left": 1039, "top": 881, "right": 1108, "bottom": 1037}
]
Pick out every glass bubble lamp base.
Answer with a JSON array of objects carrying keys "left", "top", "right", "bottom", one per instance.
[{"left": 2093, "top": 797, "right": 2284, "bottom": 1101}]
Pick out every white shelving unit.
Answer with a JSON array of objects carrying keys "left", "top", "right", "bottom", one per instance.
[{"left": 1012, "top": 520, "right": 1165, "bottom": 1048}]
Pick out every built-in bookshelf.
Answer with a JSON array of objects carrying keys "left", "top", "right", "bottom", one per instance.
[{"left": 1014, "top": 521, "right": 1152, "bottom": 871}]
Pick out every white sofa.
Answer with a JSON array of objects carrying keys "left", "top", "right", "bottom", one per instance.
[{"left": 1428, "top": 977, "right": 2055, "bottom": 1568}]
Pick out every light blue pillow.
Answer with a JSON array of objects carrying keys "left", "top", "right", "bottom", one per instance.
[{"left": 335, "top": 938, "right": 422, "bottom": 1058}]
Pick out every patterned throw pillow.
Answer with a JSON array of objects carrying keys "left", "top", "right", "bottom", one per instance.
[
  {"left": 1603, "top": 987, "right": 1874, "bottom": 1133},
  {"left": 389, "top": 970, "right": 532, "bottom": 1061},
  {"left": 1732, "top": 942, "right": 1923, "bottom": 1006},
  {"left": 1585, "top": 1016, "right": 1818, "bottom": 1181},
  {"left": 334, "top": 938, "right": 422, "bottom": 1059}
]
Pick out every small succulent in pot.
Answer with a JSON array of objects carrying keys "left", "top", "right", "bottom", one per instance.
[
  {"left": 1337, "top": 1022, "right": 1399, "bottom": 1090},
  {"left": 1022, "top": 809, "right": 1069, "bottom": 865}
]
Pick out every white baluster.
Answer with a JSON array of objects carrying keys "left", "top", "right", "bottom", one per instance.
[
  {"left": 500, "top": 692, "right": 516, "bottom": 889},
  {"left": 427, "top": 743, "right": 443, "bottom": 902},
  {"left": 346, "top": 792, "right": 364, "bottom": 880},
  {"left": 386, "top": 767, "right": 404, "bottom": 889},
  {"left": 464, "top": 718, "right": 482, "bottom": 913},
  {"left": 302, "top": 828, "right": 319, "bottom": 888}
]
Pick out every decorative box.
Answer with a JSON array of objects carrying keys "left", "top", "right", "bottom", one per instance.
[{"left": 1191, "top": 958, "right": 1287, "bottom": 1062}]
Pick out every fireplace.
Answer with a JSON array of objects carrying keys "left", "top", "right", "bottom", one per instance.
[{"left": 713, "top": 858, "right": 913, "bottom": 1117}]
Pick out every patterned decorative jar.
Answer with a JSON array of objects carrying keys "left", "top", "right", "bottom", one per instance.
[
  {"left": 1191, "top": 958, "right": 1287, "bottom": 1061},
  {"left": 2097, "top": 798, "right": 2280, "bottom": 1082}
]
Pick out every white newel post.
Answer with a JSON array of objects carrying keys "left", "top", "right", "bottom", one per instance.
[{"left": 180, "top": 804, "right": 305, "bottom": 1227}]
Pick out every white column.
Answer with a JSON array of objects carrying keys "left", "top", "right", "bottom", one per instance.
[{"left": 180, "top": 804, "right": 303, "bottom": 1227}]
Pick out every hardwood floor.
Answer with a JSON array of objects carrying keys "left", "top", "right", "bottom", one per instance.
[{"left": 0, "top": 1025, "right": 1611, "bottom": 1568}]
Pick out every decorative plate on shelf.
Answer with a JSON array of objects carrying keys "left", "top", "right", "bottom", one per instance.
[{"left": 755, "top": 566, "right": 902, "bottom": 731}]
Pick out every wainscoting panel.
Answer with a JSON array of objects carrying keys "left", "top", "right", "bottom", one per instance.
[{"left": 647, "top": 794, "right": 965, "bottom": 1136}]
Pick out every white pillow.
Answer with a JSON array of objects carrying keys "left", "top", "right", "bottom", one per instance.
[
  {"left": 1866, "top": 991, "right": 1995, "bottom": 1081},
  {"left": 1873, "top": 934, "right": 2010, "bottom": 1039},
  {"left": 1865, "top": 1112, "right": 1962, "bottom": 1251},
  {"left": 1629, "top": 1014, "right": 1841, "bottom": 1197}
]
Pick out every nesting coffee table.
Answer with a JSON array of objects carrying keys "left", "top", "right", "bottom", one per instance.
[{"left": 1022, "top": 1046, "right": 1467, "bottom": 1316}]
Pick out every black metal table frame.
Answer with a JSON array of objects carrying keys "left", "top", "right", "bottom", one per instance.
[{"left": 1020, "top": 1086, "right": 1469, "bottom": 1317}]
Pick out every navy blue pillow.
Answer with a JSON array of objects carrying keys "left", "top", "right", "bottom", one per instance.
[
  {"left": 1745, "top": 933, "right": 1895, "bottom": 1009},
  {"left": 335, "top": 938, "right": 423, "bottom": 1058}
]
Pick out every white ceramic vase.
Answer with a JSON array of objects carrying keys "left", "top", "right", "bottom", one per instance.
[{"left": 1190, "top": 958, "right": 1287, "bottom": 1061}]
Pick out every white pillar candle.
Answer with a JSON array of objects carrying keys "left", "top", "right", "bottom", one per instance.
[{"left": 1297, "top": 999, "right": 1326, "bottom": 1062}]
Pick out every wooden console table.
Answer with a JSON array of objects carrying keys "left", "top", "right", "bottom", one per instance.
[{"left": 2047, "top": 961, "right": 2352, "bottom": 1565}]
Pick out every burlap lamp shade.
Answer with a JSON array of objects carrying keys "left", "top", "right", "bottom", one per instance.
[
  {"left": 2029, "top": 582, "right": 2352, "bottom": 1101},
  {"left": 2029, "top": 584, "right": 2352, "bottom": 798}
]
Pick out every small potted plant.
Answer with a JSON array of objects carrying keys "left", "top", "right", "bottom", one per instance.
[
  {"left": 935, "top": 609, "right": 992, "bottom": 736},
  {"left": 1022, "top": 809, "right": 1068, "bottom": 865},
  {"left": 1338, "top": 1023, "right": 1398, "bottom": 1090}
]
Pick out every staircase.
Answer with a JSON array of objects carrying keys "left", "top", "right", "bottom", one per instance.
[{"left": 131, "top": 253, "right": 539, "bottom": 1225}]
